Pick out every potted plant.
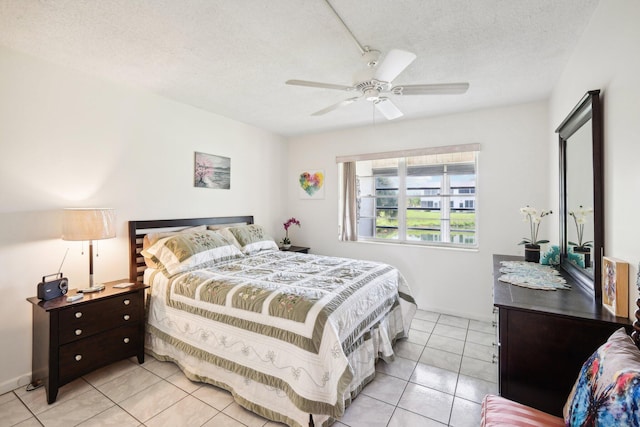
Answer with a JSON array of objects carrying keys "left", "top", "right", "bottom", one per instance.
[
  {"left": 519, "top": 206, "right": 552, "bottom": 262},
  {"left": 569, "top": 206, "right": 593, "bottom": 268},
  {"left": 281, "top": 217, "right": 301, "bottom": 249}
]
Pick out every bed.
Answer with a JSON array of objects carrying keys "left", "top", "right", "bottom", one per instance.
[{"left": 128, "top": 216, "right": 416, "bottom": 427}]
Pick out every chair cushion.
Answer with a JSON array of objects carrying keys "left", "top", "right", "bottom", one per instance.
[{"left": 481, "top": 395, "right": 564, "bottom": 427}]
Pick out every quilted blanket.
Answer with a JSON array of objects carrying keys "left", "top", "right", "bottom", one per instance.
[{"left": 145, "top": 250, "right": 415, "bottom": 426}]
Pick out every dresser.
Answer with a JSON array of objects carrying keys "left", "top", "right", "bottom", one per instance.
[
  {"left": 493, "top": 254, "right": 632, "bottom": 416},
  {"left": 27, "top": 280, "right": 148, "bottom": 404}
]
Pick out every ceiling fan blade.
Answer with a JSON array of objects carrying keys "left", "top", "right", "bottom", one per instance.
[
  {"left": 286, "top": 80, "right": 354, "bottom": 91},
  {"left": 393, "top": 82, "right": 470, "bottom": 95},
  {"left": 374, "top": 49, "right": 417, "bottom": 82},
  {"left": 374, "top": 98, "right": 403, "bottom": 120},
  {"left": 311, "top": 97, "right": 360, "bottom": 116}
]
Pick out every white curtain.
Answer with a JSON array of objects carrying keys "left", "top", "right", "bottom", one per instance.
[{"left": 339, "top": 162, "right": 357, "bottom": 241}]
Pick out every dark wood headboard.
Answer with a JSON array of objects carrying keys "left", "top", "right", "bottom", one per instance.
[{"left": 128, "top": 215, "right": 254, "bottom": 283}]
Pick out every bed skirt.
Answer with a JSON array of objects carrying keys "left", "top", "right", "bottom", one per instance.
[{"left": 145, "top": 302, "right": 408, "bottom": 427}]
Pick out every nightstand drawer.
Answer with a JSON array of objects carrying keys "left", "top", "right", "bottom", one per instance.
[
  {"left": 59, "top": 324, "right": 140, "bottom": 383},
  {"left": 59, "top": 294, "right": 142, "bottom": 344}
]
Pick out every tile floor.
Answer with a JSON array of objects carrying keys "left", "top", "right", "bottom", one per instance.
[{"left": 1, "top": 309, "right": 497, "bottom": 426}]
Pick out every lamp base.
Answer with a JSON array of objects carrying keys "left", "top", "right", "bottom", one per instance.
[{"left": 78, "top": 284, "right": 105, "bottom": 293}]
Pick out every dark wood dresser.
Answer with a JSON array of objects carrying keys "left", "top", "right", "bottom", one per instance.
[
  {"left": 27, "top": 280, "right": 148, "bottom": 403},
  {"left": 493, "top": 254, "right": 632, "bottom": 416}
]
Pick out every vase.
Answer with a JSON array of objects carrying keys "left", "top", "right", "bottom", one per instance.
[
  {"left": 573, "top": 246, "right": 591, "bottom": 268},
  {"left": 524, "top": 244, "right": 541, "bottom": 263},
  {"left": 282, "top": 244, "right": 291, "bottom": 250}
]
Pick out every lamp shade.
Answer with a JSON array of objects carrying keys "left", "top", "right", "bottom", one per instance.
[{"left": 62, "top": 208, "right": 116, "bottom": 241}]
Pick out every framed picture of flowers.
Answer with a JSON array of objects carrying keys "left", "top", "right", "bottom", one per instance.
[
  {"left": 601, "top": 257, "right": 628, "bottom": 317},
  {"left": 194, "top": 152, "right": 231, "bottom": 189}
]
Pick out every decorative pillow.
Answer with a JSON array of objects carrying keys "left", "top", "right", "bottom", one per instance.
[
  {"left": 141, "top": 230, "right": 244, "bottom": 275},
  {"left": 142, "top": 225, "right": 207, "bottom": 268},
  {"left": 564, "top": 328, "right": 640, "bottom": 425},
  {"left": 227, "top": 224, "right": 278, "bottom": 255},
  {"left": 209, "top": 226, "right": 243, "bottom": 250}
]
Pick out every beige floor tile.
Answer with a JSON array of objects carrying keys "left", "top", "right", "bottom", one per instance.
[
  {"left": 96, "top": 365, "right": 162, "bottom": 403},
  {"left": 449, "top": 397, "right": 482, "bottom": 427},
  {"left": 388, "top": 407, "right": 447, "bottom": 427},
  {"left": 376, "top": 356, "right": 418, "bottom": 381},
  {"left": 76, "top": 405, "right": 140, "bottom": 427},
  {"left": 146, "top": 395, "right": 218, "bottom": 427},
  {"left": 166, "top": 371, "right": 202, "bottom": 394},
  {"left": 222, "top": 402, "right": 270, "bottom": 427},
  {"left": 393, "top": 340, "right": 425, "bottom": 361},
  {"left": 11, "top": 417, "right": 43, "bottom": 427},
  {"left": 338, "top": 394, "right": 395, "bottom": 427},
  {"left": 459, "top": 357, "right": 498, "bottom": 383},
  {"left": 410, "top": 363, "right": 458, "bottom": 395},
  {"left": 432, "top": 324, "right": 467, "bottom": 341},
  {"left": 16, "top": 378, "right": 92, "bottom": 415},
  {"left": 438, "top": 314, "right": 470, "bottom": 329},
  {"left": 202, "top": 412, "right": 246, "bottom": 427},
  {"left": 36, "top": 388, "right": 114, "bottom": 427},
  {"left": 0, "top": 392, "right": 16, "bottom": 405},
  {"left": 0, "top": 395, "right": 32, "bottom": 427},
  {"left": 427, "top": 334, "right": 465, "bottom": 355},
  {"left": 398, "top": 383, "right": 454, "bottom": 425},
  {"left": 419, "top": 347, "right": 462, "bottom": 373},
  {"left": 192, "top": 384, "right": 235, "bottom": 411},
  {"left": 361, "top": 372, "right": 407, "bottom": 405},
  {"left": 119, "top": 380, "right": 187, "bottom": 422},
  {"left": 141, "top": 357, "right": 181, "bottom": 378},
  {"left": 455, "top": 375, "right": 498, "bottom": 404},
  {"left": 83, "top": 359, "right": 139, "bottom": 387}
]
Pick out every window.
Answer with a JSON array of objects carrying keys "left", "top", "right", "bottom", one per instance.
[{"left": 338, "top": 144, "right": 479, "bottom": 248}]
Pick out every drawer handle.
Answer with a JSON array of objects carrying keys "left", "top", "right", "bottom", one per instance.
[
  {"left": 75, "top": 312, "right": 83, "bottom": 319},
  {"left": 123, "top": 337, "right": 130, "bottom": 344},
  {"left": 123, "top": 314, "right": 130, "bottom": 321},
  {"left": 123, "top": 299, "right": 131, "bottom": 306},
  {"left": 75, "top": 355, "right": 82, "bottom": 362},
  {"left": 75, "top": 329, "right": 82, "bottom": 336}
]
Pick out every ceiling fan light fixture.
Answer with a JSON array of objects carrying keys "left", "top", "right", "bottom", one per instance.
[{"left": 364, "top": 88, "right": 379, "bottom": 101}]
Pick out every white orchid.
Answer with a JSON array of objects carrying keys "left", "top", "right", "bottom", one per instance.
[
  {"left": 569, "top": 205, "right": 593, "bottom": 249},
  {"left": 519, "top": 205, "right": 553, "bottom": 246}
]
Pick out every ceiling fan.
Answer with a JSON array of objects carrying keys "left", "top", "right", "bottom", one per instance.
[{"left": 286, "top": 0, "right": 469, "bottom": 121}]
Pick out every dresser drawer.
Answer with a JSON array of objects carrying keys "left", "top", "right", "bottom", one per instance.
[
  {"left": 58, "top": 294, "right": 142, "bottom": 344},
  {"left": 59, "top": 324, "right": 140, "bottom": 383}
]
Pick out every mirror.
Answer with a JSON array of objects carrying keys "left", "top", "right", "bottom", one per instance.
[{"left": 556, "top": 90, "right": 603, "bottom": 298}]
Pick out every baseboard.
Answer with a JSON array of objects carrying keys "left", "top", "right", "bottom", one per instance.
[{"left": 0, "top": 373, "right": 31, "bottom": 395}]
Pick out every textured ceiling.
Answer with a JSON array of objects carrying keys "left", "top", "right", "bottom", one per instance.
[{"left": 0, "top": 0, "right": 599, "bottom": 136}]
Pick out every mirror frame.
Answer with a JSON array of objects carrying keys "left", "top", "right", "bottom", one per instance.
[{"left": 556, "top": 90, "right": 603, "bottom": 298}]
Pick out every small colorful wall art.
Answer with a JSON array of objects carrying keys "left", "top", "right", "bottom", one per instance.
[
  {"left": 194, "top": 152, "right": 230, "bottom": 189},
  {"left": 602, "top": 256, "right": 629, "bottom": 317},
  {"left": 299, "top": 170, "right": 325, "bottom": 199}
]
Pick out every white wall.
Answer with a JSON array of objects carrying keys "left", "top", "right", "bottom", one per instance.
[
  {"left": 0, "top": 46, "right": 288, "bottom": 393},
  {"left": 549, "top": 0, "right": 640, "bottom": 318},
  {"left": 287, "top": 101, "right": 551, "bottom": 321}
]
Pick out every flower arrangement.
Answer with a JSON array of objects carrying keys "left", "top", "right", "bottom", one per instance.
[
  {"left": 569, "top": 206, "right": 593, "bottom": 250},
  {"left": 282, "top": 217, "right": 301, "bottom": 246},
  {"left": 519, "top": 206, "right": 553, "bottom": 247}
]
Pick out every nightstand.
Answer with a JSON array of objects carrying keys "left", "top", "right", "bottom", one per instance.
[
  {"left": 27, "top": 279, "right": 148, "bottom": 404},
  {"left": 281, "top": 246, "right": 310, "bottom": 254}
]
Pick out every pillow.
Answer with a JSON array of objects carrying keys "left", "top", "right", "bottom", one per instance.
[
  {"left": 141, "top": 230, "right": 244, "bottom": 276},
  {"left": 209, "top": 226, "right": 243, "bottom": 250},
  {"left": 227, "top": 224, "right": 278, "bottom": 255},
  {"left": 142, "top": 225, "right": 207, "bottom": 268},
  {"left": 564, "top": 328, "right": 640, "bottom": 425}
]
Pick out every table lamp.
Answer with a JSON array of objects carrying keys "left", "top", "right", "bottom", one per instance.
[{"left": 62, "top": 208, "right": 116, "bottom": 293}]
